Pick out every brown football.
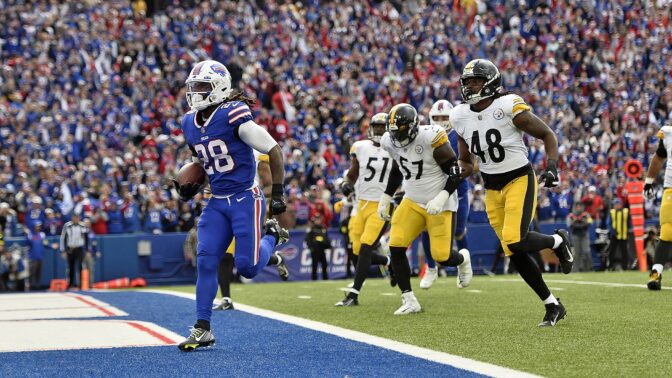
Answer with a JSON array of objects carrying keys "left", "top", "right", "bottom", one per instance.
[{"left": 176, "top": 162, "right": 207, "bottom": 187}]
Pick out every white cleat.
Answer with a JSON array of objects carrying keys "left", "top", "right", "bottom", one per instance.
[
  {"left": 419, "top": 266, "right": 438, "bottom": 289},
  {"left": 394, "top": 292, "right": 422, "bottom": 315},
  {"left": 456, "top": 249, "right": 473, "bottom": 289}
]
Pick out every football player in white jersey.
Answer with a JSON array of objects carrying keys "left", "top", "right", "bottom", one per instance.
[
  {"left": 643, "top": 125, "right": 672, "bottom": 290},
  {"left": 450, "top": 59, "right": 574, "bottom": 327},
  {"left": 336, "top": 113, "right": 393, "bottom": 306},
  {"left": 378, "top": 103, "right": 472, "bottom": 315}
]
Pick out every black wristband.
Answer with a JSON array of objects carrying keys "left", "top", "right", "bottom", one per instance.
[{"left": 272, "top": 184, "right": 284, "bottom": 197}]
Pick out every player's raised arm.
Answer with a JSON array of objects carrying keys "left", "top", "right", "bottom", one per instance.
[
  {"left": 237, "top": 120, "right": 286, "bottom": 215},
  {"left": 513, "top": 111, "right": 559, "bottom": 188}
]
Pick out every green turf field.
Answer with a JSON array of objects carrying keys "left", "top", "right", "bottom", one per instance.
[{"left": 162, "top": 271, "right": 672, "bottom": 377}]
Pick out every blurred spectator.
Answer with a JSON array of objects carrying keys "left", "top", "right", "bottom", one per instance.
[
  {"left": 305, "top": 213, "right": 331, "bottom": 281},
  {"left": 178, "top": 202, "right": 196, "bottom": 232},
  {"left": 468, "top": 185, "right": 488, "bottom": 223},
  {"left": 582, "top": 186, "right": 604, "bottom": 224},
  {"left": 25, "top": 222, "right": 52, "bottom": 290},
  {"left": 43, "top": 209, "right": 63, "bottom": 236},
  {"left": 122, "top": 194, "right": 142, "bottom": 233},
  {"left": 537, "top": 190, "right": 554, "bottom": 222},
  {"left": 567, "top": 202, "right": 593, "bottom": 272},
  {"left": 161, "top": 199, "right": 179, "bottom": 232},
  {"left": 606, "top": 199, "right": 632, "bottom": 271},
  {"left": 144, "top": 201, "right": 162, "bottom": 234},
  {"left": 0, "top": 244, "right": 27, "bottom": 292},
  {"left": 552, "top": 182, "right": 573, "bottom": 222},
  {"left": 25, "top": 197, "right": 45, "bottom": 232},
  {"left": 106, "top": 199, "right": 124, "bottom": 234},
  {"left": 90, "top": 207, "right": 109, "bottom": 235}
]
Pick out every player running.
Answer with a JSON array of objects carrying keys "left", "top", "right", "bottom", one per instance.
[
  {"left": 174, "top": 60, "right": 289, "bottom": 350},
  {"left": 335, "top": 113, "right": 393, "bottom": 307},
  {"left": 378, "top": 103, "right": 472, "bottom": 315},
  {"left": 450, "top": 59, "right": 574, "bottom": 327},
  {"left": 419, "top": 100, "right": 472, "bottom": 289}
]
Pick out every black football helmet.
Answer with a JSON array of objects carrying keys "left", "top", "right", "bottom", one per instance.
[
  {"left": 387, "top": 103, "right": 419, "bottom": 147},
  {"left": 459, "top": 59, "right": 502, "bottom": 105},
  {"left": 368, "top": 113, "right": 388, "bottom": 143}
]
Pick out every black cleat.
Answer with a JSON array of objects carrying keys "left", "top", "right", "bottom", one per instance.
[
  {"left": 538, "top": 299, "right": 567, "bottom": 327},
  {"left": 554, "top": 229, "right": 574, "bottom": 274},
  {"left": 178, "top": 327, "right": 215, "bottom": 351},
  {"left": 647, "top": 271, "right": 662, "bottom": 290},
  {"left": 212, "top": 298, "right": 234, "bottom": 311},
  {"left": 265, "top": 219, "right": 289, "bottom": 246},
  {"left": 335, "top": 294, "right": 359, "bottom": 307},
  {"left": 275, "top": 252, "right": 289, "bottom": 281}
]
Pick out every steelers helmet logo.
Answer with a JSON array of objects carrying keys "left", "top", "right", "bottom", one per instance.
[
  {"left": 494, "top": 108, "right": 504, "bottom": 120},
  {"left": 415, "top": 145, "right": 423, "bottom": 154}
]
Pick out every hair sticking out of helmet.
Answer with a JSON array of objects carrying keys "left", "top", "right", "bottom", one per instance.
[
  {"left": 429, "top": 100, "right": 454, "bottom": 130},
  {"left": 185, "top": 60, "right": 234, "bottom": 111},
  {"left": 387, "top": 103, "right": 419, "bottom": 147},
  {"left": 459, "top": 59, "right": 502, "bottom": 105},
  {"left": 368, "top": 113, "right": 388, "bottom": 143}
]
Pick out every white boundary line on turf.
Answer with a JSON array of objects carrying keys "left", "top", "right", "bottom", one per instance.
[
  {"left": 143, "top": 289, "right": 540, "bottom": 378},
  {"left": 493, "top": 278, "right": 672, "bottom": 290}
]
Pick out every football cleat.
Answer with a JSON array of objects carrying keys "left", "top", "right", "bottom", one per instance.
[
  {"left": 265, "top": 219, "right": 289, "bottom": 246},
  {"left": 275, "top": 252, "right": 289, "bottom": 281},
  {"left": 456, "top": 249, "right": 473, "bottom": 288},
  {"left": 178, "top": 327, "right": 215, "bottom": 351},
  {"left": 335, "top": 294, "right": 359, "bottom": 307},
  {"left": 553, "top": 229, "right": 574, "bottom": 274},
  {"left": 394, "top": 292, "right": 421, "bottom": 315},
  {"left": 538, "top": 299, "right": 567, "bottom": 327},
  {"left": 212, "top": 297, "right": 234, "bottom": 311},
  {"left": 647, "top": 271, "right": 662, "bottom": 290},
  {"left": 419, "top": 266, "right": 438, "bottom": 289}
]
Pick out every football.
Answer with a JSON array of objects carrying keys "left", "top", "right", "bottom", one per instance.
[{"left": 176, "top": 162, "right": 207, "bottom": 187}]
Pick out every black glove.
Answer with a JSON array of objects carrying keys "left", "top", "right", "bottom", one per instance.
[
  {"left": 269, "top": 184, "right": 287, "bottom": 215},
  {"left": 539, "top": 159, "right": 559, "bottom": 188},
  {"left": 393, "top": 190, "right": 405, "bottom": 205},
  {"left": 172, "top": 180, "right": 200, "bottom": 201},
  {"left": 444, "top": 163, "right": 463, "bottom": 195},
  {"left": 644, "top": 179, "right": 655, "bottom": 199},
  {"left": 340, "top": 181, "right": 354, "bottom": 196}
]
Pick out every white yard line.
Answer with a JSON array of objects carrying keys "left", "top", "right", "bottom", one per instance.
[
  {"left": 493, "top": 277, "right": 672, "bottom": 290},
  {"left": 144, "top": 289, "right": 540, "bottom": 378}
]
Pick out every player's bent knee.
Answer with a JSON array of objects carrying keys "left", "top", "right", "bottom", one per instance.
[
  {"left": 234, "top": 255, "right": 258, "bottom": 279},
  {"left": 197, "top": 254, "right": 220, "bottom": 275}
]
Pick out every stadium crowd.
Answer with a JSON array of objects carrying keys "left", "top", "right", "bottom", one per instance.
[{"left": 0, "top": 0, "right": 671, "bottom": 243}]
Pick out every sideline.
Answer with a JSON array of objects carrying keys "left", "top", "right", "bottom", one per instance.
[
  {"left": 493, "top": 278, "right": 672, "bottom": 290},
  {"left": 144, "top": 289, "right": 541, "bottom": 378}
]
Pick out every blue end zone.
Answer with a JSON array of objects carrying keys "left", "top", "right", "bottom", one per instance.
[{"left": 0, "top": 291, "right": 484, "bottom": 378}]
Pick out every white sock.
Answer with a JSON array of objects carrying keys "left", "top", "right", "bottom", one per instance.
[
  {"left": 349, "top": 288, "right": 360, "bottom": 295},
  {"left": 653, "top": 264, "right": 664, "bottom": 274},
  {"left": 552, "top": 234, "right": 563, "bottom": 249},
  {"left": 222, "top": 297, "right": 231, "bottom": 302},
  {"left": 543, "top": 294, "right": 559, "bottom": 305}
]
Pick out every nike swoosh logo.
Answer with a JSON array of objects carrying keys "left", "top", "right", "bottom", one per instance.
[
  {"left": 194, "top": 332, "right": 207, "bottom": 342},
  {"left": 236, "top": 197, "right": 245, "bottom": 202}
]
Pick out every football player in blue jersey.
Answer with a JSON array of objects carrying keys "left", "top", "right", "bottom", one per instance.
[
  {"left": 174, "top": 60, "right": 289, "bottom": 351},
  {"left": 419, "top": 100, "right": 472, "bottom": 289}
]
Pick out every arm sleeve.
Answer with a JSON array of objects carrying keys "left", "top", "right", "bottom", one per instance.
[
  {"left": 237, "top": 121, "right": 278, "bottom": 154},
  {"left": 656, "top": 138, "right": 667, "bottom": 158}
]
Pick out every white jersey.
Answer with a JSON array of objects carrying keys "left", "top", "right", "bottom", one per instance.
[
  {"left": 380, "top": 125, "right": 458, "bottom": 212},
  {"left": 657, "top": 126, "right": 672, "bottom": 188},
  {"left": 350, "top": 140, "right": 391, "bottom": 201},
  {"left": 450, "top": 93, "right": 531, "bottom": 175}
]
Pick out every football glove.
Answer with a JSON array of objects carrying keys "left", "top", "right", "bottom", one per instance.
[
  {"left": 425, "top": 190, "right": 449, "bottom": 215},
  {"left": 644, "top": 178, "right": 655, "bottom": 200},
  {"left": 539, "top": 159, "right": 560, "bottom": 188},
  {"left": 340, "top": 181, "right": 354, "bottom": 196},
  {"left": 269, "top": 184, "right": 287, "bottom": 215},
  {"left": 378, "top": 193, "right": 392, "bottom": 221},
  {"left": 172, "top": 180, "right": 200, "bottom": 201},
  {"left": 393, "top": 190, "right": 405, "bottom": 205},
  {"left": 444, "top": 163, "right": 463, "bottom": 195}
]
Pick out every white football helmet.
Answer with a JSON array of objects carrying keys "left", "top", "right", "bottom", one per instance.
[
  {"left": 185, "top": 60, "right": 233, "bottom": 111},
  {"left": 368, "top": 113, "right": 387, "bottom": 143},
  {"left": 429, "top": 100, "right": 454, "bottom": 130}
]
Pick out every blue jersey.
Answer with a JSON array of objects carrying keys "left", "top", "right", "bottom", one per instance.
[
  {"left": 448, "top": 129, "right": 469, "bottom": 197},
  {"left": 181, "top": 101, "right": 256, "bottom": 196}
]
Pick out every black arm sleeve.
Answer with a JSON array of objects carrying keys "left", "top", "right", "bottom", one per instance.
[
  {"left": 657, "top": 139, "right": 667, "bottom": 158},
  {"left": 439, "top": 158, "right": 462, "bottom": 194},
  {"left": 384, "top": 161, "right": 403, "bottom": 196},
  {"left": 188, "top": 144, "right": 197, "bottom": 157}
]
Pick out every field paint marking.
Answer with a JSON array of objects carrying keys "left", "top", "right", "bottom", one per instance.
[
  {"left": 466, "top": 289, "right": 483, "bottom": 293},
  {"left": 126, "top": 321, "right": 177, "bottom": 344},
  {"left": 147, "top": 289, "right": 540, "bottom": 378},
  {"left": 548, "top": 287, "right": 565, "bottom": 291},
  {"left": 297, "top": 296, "right": 312, "bottom": 299},
  {"left": 493, "top": 278, "right": 672, "bottom": 290},
  {"left": 380, "top": 293, "right": 397, "bottom": 296},
  {"left": 70, "top": 294, "right": 116, "bottom": 316}
]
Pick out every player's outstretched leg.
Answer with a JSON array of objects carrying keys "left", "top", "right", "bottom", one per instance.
[
  {"left": 390, "top": 246, "right": 421, "bottom": 315},
  {"left": 419, "top": 232, "right": 438, "bottom": 289},
  {"left": 336, "top": 244, "right": 390, "bottom": 306}
]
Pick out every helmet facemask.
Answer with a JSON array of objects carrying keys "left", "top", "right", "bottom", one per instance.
[
  {"left": 430, "top": 114, "right": 451, "bottom": 130},
  {"left": 460, "top": 76, "right": 490, "bottom": 105},
  {"left": 368, "top": 113, "right": 388, "bottom": 143}
]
